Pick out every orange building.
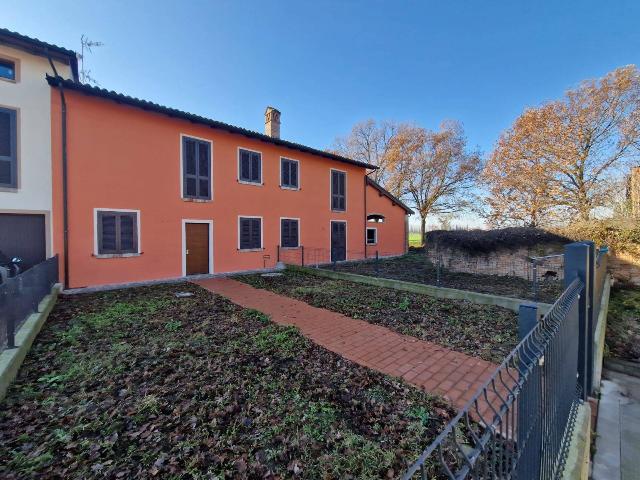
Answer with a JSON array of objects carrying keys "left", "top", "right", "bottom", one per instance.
[{"left": 48, "top": 77, "right": 412, "bottom": 289}]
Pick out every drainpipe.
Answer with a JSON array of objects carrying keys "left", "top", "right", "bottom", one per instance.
[
  {"left": 47, "top": 55, "right": 70, "bottom": 288},
  {"left": 364, "top": 171, "right": 373, "bottom": 259}
]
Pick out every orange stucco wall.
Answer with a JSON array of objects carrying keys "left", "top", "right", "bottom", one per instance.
[
  {"left": 50, "top": 90, "right": 408, "bottom": 288},
  {"left": 365, "top": 183, "right": 409, "bottom": 258}
]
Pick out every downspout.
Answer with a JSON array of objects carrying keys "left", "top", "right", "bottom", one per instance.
[
  {"left": 364, "top": 171, "right": 373, "bottom": 259},
  {"left": 47, "top": 55, "right": 70, "bottom": 288}
]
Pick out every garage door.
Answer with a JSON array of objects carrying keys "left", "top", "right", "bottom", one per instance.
[{"left": 0, "top": 213, "right": 46, "bottom": 270}]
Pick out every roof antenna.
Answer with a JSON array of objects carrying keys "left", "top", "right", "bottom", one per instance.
[{"left": 79, "top": 34, "right": 103, "bottom": 85}]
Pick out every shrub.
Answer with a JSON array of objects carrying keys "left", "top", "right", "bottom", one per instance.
[{"left": 556, "top": 219, "right": 640, "bottom": 256}]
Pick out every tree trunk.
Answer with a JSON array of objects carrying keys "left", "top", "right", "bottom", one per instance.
[{"left": 420, "top": 216, "right": 427, "bottom": 246}]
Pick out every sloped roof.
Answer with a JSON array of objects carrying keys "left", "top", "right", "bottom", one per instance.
[
  {"left": 0, "top": 27, "right": 78, "bottom": 80},
  {"left": 45, "top": 75, "right": 378, "bottom": 170},
  {"left": 366, "top": 177, "right": 413, "bottom": 214}
]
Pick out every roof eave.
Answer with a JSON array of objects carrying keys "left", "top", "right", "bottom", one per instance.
[{"left": 45, "top": 75, "right": 377, "bottom": 170}]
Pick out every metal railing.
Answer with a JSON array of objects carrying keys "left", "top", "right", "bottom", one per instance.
[
  {"left": 402, "top": 278, "right": 583, "bottom": 480},
  {"left": 0, "top": 256, "right": 59, "bottom": 351}
]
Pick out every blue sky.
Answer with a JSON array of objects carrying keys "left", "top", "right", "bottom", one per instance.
[{"left": 3, "top": 0, "right": 640, "bottom": 226}]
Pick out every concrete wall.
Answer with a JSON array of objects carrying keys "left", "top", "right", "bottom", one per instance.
[{"left": 0, "top": 43, "right": 73, "bottom": 256}]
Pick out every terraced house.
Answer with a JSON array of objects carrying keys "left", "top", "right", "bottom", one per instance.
[
  {"left": 0, "top": 29, "right": 77, "bottom": 270},
  {"left": 46, "top": 79, "right": 412, "bottom": 289}
]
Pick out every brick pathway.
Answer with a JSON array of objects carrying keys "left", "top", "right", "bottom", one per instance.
[{"left": 194, "top": 278, "right": 498, "bottom": 410}]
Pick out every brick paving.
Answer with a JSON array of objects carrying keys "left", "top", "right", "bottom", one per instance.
[{"left": 195, "top": 277, "right": 499, "bottom": 411}]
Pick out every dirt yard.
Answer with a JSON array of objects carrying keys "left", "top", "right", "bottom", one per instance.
[{"left": 0, "top": 283, "right": 454, "bottom": 479}]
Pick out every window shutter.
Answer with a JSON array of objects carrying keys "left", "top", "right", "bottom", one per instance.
[
  {"left": 99, "top": 213, "right": 118, "bottom": 253},
  {"left": 251, "top": 218, "right": 261, "bottom": 248},
  {"left": 240, "top": 150, "right": 251, "bottom": 181},
  {"left": 290, "top": 161, "right": 298, "bottom": 187},
  {"left": 251, "top": 152, "right": 261, "bottom": 183},
  {"left": 240, "top": 218, "right": 251, "bottom": 249},
  {"left": 282, "top": 160, "right": 290, "bottom": 186},
  {"left": 197, "top": 141, "right": 210, "bottom": 199},
  {"left": 290, "top": 220, "right": 298, "bottom": 247},
  {"left": 119, "top": 215, "right": 137, "bottom": 252},
  {"left": 0, "top": 108, "right": 16, "bottom": 187}
]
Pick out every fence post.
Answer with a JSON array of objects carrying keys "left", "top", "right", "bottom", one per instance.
[
  {"left": 517, "top": 303, "right": 540, "bottom": 480},
  {"left": 532, "top": 260, "right": 538, "bottom": 300},
  {"left": 277, "top": 245, "right": 280, "bottom": 263},
  {"left": 564, "top": 242, "right": 591, "bottom": 400},
  {"left": 518, "top": 303, "right": 538, "bottom": 341}
]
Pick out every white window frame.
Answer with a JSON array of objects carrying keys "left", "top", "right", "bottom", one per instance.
[
  {"left": 238, "top": 215, "right": 264, "bottom": 251},
  {"left": 279, "top": 217, "right": 301, "bottom": 249},
  {"left": 93, "top": 208, "right": 141, "bottom": 258},
  {"left": 179, "top": 133, "right": 214, "bottom": 201},
  {"left": 181, "top": 219, "right": 214, "bottom": 276},
  {"left": 366, "top": 227, "right": 377, "bottom": 245},
  {"left": 237, "top": 147, "right": 263, "bottom": 186},
  {"left": 329, "top": 168, "right": 347, "bottom": 212},
  {"left": 0, "top": 55, "right": 19, "bottom": 83},
  {"left": 279, "top": 156, "right": 300, "bottom": 190}
]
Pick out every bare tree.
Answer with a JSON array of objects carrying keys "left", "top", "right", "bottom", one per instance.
[
  {"left": 386, "top": 121, "right": 482, "bottom": 240},
  {"left": 79, "top": 34, "right": 103, "bottom": 85},
  {"left": 332, "top": 120, "right": 400, "bottom": 186}
]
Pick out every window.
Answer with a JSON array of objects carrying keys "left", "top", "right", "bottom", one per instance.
[
  {"left": 281, "top": 158, "right": 299, "bottom": 189},
  {"left": 97, "top": 211, "right": 139, "bottom": 255},
  {"left": 367, "top": 214, "right": 385, "bottom": 223},
  {"left": 281, "top": 219, "right": 299, "bottom": 248},
  {"left": 331, "top": 170, "right": 346, "bottom": 211},
  {"left": 0, "top": 107, "right": 17, "bottom": 188},
  {"left": 182, "top": 136, "right": 211, "bottom": 199},
  {"left": 239, "top": 217, "right": 262, "bottom": 250},
  {"left": 0, "top": 59, "right": 15, "bottom": 81},
  {"left": 239, "top": 148, "right": 261, "bottom": 184},
  {"left": 366, "top": 227, "right": 377, "bottom": 245}
]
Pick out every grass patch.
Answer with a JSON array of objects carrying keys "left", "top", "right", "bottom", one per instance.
[{"left": 606, "top": 286, "right": 640, "bottom": 361}]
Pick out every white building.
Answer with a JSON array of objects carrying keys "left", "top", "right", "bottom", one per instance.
[{"left": 0, "top": 28, "right": 77, "bottom": 268}]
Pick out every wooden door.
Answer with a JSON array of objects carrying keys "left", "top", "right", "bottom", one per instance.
[
  {"left": 185, "top": 223, "right": 209, "bottom": 275},
  {"left": 330, "top": 221, "right": 346, "bottom": 262}
]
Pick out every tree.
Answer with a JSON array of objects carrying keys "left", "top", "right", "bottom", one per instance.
[
  {"left": 386, "top": 121, "right": 482, "bottom": 241},
  {"left": 332, "top": 120, "right": 400, "bottom": 186},
  {"left": 484, "top": 65, "right": 640, "bottom": 224},
  {"left": 482, "top": 108, "right": 560, "bottom": 227}
]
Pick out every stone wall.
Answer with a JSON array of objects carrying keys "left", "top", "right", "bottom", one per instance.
[
  {"left": 607, "top": 251, "right": 640, "bottom": 285},
  {"left": 427, "top": 242, "right": 640, "bottom": 286},
  {"left": 425, "top": 243, "right": 565, "bottom": 281}
]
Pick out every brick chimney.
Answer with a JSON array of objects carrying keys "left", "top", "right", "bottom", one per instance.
[{"left": 264, "top": 106, "right": 281, "bottom": 139}]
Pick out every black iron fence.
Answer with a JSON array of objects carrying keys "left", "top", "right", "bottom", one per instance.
[
  {"left": 401, "top": 241, "right": 608, "bottom": 479},
  {"left": 281, "top": 247, "right": 563, "bottom": 303},
  {"left": 0, "top": 256, "right": 59, "bottom": 351}
]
